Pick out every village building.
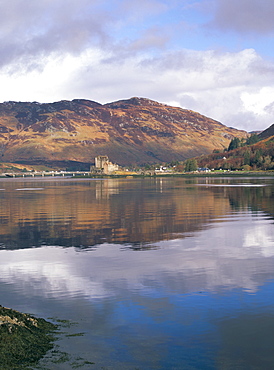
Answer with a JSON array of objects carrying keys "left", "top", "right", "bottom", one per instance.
[{"left": 198, "top": 167, "right": 211, "bottom": 172}]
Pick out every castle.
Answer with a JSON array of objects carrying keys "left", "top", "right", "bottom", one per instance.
[{"left": 91, "top": 155, "right": 119, "bottom": 174}]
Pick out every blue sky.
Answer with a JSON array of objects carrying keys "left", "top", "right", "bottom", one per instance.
[{"left": 0, "top": 0, "right": 274, "bottom": 131}]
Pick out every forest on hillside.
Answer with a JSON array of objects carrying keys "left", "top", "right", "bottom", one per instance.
[{"left": 195, "top": 134, "right": 274, "bottom": 171}]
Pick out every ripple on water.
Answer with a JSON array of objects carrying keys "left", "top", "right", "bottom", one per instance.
[{"left": 15, "top": 188, "right": 45, "bottom": 191}]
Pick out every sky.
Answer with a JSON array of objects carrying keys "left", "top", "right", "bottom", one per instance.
[{"left": 0, "top": 0, "right": 274, "bottom": 131}]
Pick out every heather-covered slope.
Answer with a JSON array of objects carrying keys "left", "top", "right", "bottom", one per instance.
[
  {"left": 258, "top": 123, "right": 274, "bottom": 140},
  {"left": 197, "top": 132, "right": 274, "bottom": 171},
  {"left": 0, "top": 97, "right": 247, "bottom": 167}
]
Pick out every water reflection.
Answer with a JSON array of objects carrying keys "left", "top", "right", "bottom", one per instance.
[
  {"left": 0, "top": 238, "right": 274, "bottom": 368},
  {"left": 0, "top": 177, "right": 274, "bottom": 368},
  {"left": 0, "top": 176, "right": 273, "bottom": 249}
]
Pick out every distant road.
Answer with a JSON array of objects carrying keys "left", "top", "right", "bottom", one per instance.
[{"left": 1, "top": 171, "right": 91, "bottom": 178}]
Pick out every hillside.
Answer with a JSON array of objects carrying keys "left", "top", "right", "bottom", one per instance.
[
  {"left": 258, "top": 123, "right": 274, "bottom": 140},
  {"left": 0, "top": 97, "right": 247, "bottom": 168},
  {"left": 196, "top": 127, "right": 274, "bottom": 171}
]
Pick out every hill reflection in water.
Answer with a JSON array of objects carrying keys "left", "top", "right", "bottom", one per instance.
[
  {"left": 0, "top": 176, "right": 273, "bottom": 250},
  {"left": 0, "top": 176, "right": 274, "bottom": 369}
]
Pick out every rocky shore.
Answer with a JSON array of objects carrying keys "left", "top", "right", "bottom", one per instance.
[{"left": 0, "top": 305, "right": 57, "bottom": 369}]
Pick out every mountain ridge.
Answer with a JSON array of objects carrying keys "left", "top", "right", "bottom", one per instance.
[{"left": 0, "top": 97, "right": 247, "bottom": 167}]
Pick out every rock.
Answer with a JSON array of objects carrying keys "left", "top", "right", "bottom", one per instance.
[{"left": 0, "top": 305, "right": 57, "bottom": 369}]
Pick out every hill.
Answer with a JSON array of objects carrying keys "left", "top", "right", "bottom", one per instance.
[
  {"left": 0, "top": 97, "right": 247, "bottom": 168},
  {"left": 196, "top": 127, "right": 274, "bottom": 171},
  {"left": 258, "top": 123, "right": 274, "bottom": 140}
]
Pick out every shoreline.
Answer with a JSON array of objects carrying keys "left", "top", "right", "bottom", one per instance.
[
  {"left": 75, "top": 170, "right": 274, "bottom": 179},
  {"left": 0, "top": 170, "right": 273, "bottom": 180},
  {"left": 0, "top": 305, "right": 57, "bottom": 369}
]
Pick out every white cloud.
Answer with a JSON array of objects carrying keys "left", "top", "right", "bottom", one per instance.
[
  {"left": 0, "top": 0, "right": 274, "bottom": 131},
  {"left": 62, "top": 47, "right": 274, "bottom": 131},
  {"left": 0, "top": 0, "right": 114, "bottom": 69},
  {"left": 1, "top": 46, "right": 273, "bottom": 131},
  {"left": 241, "top": 87, "right": 274, "bottom": 115}
]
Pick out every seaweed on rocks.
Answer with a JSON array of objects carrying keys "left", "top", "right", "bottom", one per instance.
[{"left": 0, "top": 305, "right": 57, "bottom": 369}]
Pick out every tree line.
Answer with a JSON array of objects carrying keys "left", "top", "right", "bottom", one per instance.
[{"left": 195, "top": 134, "right": 274, "bottom": 171}]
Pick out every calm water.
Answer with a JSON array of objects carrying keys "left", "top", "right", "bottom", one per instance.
[{"left": 0, "top": 176, "right": 274, "bottom": 369}]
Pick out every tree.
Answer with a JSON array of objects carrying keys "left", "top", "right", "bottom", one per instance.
[
  {"left": 253, "top": 149, "right": 263, "bottom": 166},
  {"left": 184, "top": 159, "right": 198, "bottom": 172},
  {"left": 243, "top": 150, "right": 251, "bottom": 166},
  {"left": 242, "top": 164, "right": 251, "bottom": 171},
  {"left": 263, "top": 155, "right": 273, "bottom": 170},
  {"left": 228, "top": 137, "right": 240, "bottom": 151},
  {"left": 246, "top": 134, "right": 259, "bottom": 145},
  {"left": 169, "top": 160, "right": 179, "bottom": 167}
]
